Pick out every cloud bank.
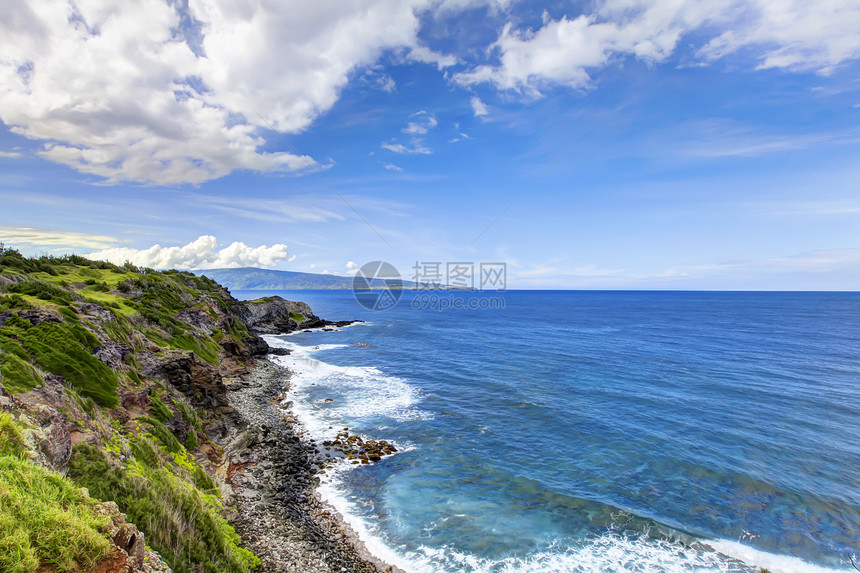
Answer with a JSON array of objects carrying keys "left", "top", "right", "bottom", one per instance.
[
  {"left": 87, "top": 235, "right": 289, "bottom": 270},
  {"left": 0, "top": 0, "right": 439, "bottom": 184},
  {"left": 0, "top": 227, "right": 120, "bottom": 249},
  {"left": 2, "top": 0, "right": 858, "bottom": 183},
  {"left": 454, "top": 0, "right": 860, "bottom": 94}
]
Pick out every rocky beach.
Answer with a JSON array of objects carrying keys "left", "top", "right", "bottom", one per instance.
[{"left": 220, "top": 356, "right": 399, "bottom": 573}]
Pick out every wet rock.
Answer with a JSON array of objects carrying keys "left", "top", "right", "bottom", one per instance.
[{"left": 242, "top": 335, "right": 269, "bottom": 356}]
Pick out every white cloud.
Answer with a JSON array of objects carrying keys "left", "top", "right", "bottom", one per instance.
[
  {"left": 383, "top": 162, "right": 404, "bottom": 171},
  {"left": 470, "top": 96, "right": 489, "bottom": 116},
  {"left": 379, "top": 75, "right": 397, "bottom": 93},
  {"left": 86, "top": 235, "right": 289, "bottom": 269},
  {"left": 0, "top": 151, "right": 22, "bottom": 158},
  {"left": 384, "top": 112, "right": 437, "bottom": 154},
  {"left": 0, "top": 226, "right": 119, "bottom": 249},
  {"left": 403, "top": 115, "right": 439, "bottom": 134},
  {"left": 408, "top": 45, "right": 459, "bottom": 69},
  {"left": 454, "top": 0, "right": 860, "bottom": 93},
  {"left": 382, "top": 141, "right": 433, "bottom": 154},
  {"left": 0, "top": 0, "right": 436, "bottom": 184},
  {"left": 346, "top": 261, "right": 359, "bottom": 270}
]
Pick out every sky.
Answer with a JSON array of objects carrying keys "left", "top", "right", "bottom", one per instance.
[{"left": 1, "top": 0, "right": 859, "bottom": 290}]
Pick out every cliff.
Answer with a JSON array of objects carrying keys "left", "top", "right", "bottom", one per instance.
[{"left": 0, "top": 247, "right": 376, "bottom": 573}]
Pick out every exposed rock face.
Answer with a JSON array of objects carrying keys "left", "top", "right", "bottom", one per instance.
[
  {"left": 220, "top": 336, "right": 270, "bottom": 357},
  {"left": 94, "top": 341, "right": 132, "bottom": 370},
  {"left": 242, "top": 335, "right": 270, "bottom": 356},
  {"left": 92, "top": 502, "right": 172, "bottom": 573},
  {"left": 238, "top": 296, "right": 363, "bottom": 334},
  {"left": 0, "top": 309, "right": 62, "bottom": 327},
  {"left": 237, "top": 297, "right": 319, "bottom": 333},
  {"left": 77, "top": 303, "right": 115, "bottom": 324},
  {"left": 1, "top": 379, "right": 72, "bottom": 474},
  {"left": 176, "top": 309, "right": 215, "bottom": 335}
]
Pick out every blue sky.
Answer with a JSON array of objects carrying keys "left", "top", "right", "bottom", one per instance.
[{"left": 1, "top": 0, "right": 859, "bottom": 289}]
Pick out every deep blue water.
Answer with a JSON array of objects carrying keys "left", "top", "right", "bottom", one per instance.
[{"left": 234, "top": 290, "right": 860, "bottom": 573}]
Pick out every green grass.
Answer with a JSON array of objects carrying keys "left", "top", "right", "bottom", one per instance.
[
  {"left": 0, "top": 413, "right": 112, "bottom": 573},
  {"left": 150, "top": 394, "right": 173, "bottom": 423},
  {"left": 0, "top": 352, "right": 43, "bottom": 394},
  {"left": 0, "top": 319, "right": 119, "bottom": 407},
  {"left": 0, "top": 295, "right": 31, "bottom": 313},
  {"left": 70, "top": 444, "right": 260, "bottom": 573},
  {"left": 169, "top": 332, "right": 220, "bottom": 364},
  {"left": 5, "top": 280, "right": 73, "bottom": 306}
]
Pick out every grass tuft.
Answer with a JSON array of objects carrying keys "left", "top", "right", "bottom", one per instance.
[{"left": 0, "top": 414, "right": 112, "bottom": 573}]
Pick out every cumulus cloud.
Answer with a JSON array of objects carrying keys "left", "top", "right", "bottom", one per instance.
[
  {"left": 0, "top": 0, "right": 439, "bottom": 184},
  {"left": 86, "top": 235, "right": 289, "bottom": 269},
  {"left": 0, "top": 227, "right": 120, "bottom": 249},
  {"left": 346, "top": 261, "right": 359, "bottom": 270},
  {"left": 454, "top": 0, "right": 860, "bottom": 93}
]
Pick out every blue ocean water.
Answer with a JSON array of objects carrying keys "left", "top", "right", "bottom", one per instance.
[{"left": 234, "top": 290, "right": 860, "bottom": 573}]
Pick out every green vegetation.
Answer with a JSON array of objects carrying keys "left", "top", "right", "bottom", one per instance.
[
  {"left": 0, "top": 413, "right": 112, "bottom": 573},
  {"left": 70, "top": 444, "right": 259, "bottom": 573},
  {"left": 0, "top": 295, "right": 30, "bottom": 313},
  {"left": 0, "top": 319, "right": 119, "bottom": 407},
  {"left": 289, "top": 311, "right": 305, "bottom": 323},
  {"left": 0, "top": 247, "right": 262, "bottom": 572},
  {"left": 150, "top": 394, "right": 174, "bottom": 423},
  {"left": 0, "top": 352, "right": 43, "bottom": 394}
]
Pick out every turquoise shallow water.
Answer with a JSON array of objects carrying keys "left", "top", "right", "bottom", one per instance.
[{"left": 234, "top": 290, "right": 860, "bottom": 573}]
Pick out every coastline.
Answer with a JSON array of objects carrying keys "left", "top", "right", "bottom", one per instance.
[{"left": 221, "top": 355, "right": 400, "bottom": 573}]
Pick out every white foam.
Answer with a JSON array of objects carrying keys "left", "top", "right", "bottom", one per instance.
[
  {"left": 709, "top": 539, "right": 849, "bottom": 573},
  {"left": 264, "top": 335, "right": 431, "bottom": 441}
]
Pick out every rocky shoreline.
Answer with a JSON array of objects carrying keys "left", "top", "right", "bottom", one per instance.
[{"left": 220, "top": 356, "right": 400, "bottom": 573}]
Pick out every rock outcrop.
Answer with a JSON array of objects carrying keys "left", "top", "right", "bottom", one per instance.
[
  {"left": 238, "top": 296, "right": 362, "bottom": 334},
  {"left": 92, "top": 502, "right": 172, "bottom": 573},
  {"left": 238, "top": 296, "right": 319, "bottom": 333}
]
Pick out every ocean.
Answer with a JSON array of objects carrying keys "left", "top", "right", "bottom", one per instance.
[{"left": 233, "top": 289, "right": 860, "bottom": 573}]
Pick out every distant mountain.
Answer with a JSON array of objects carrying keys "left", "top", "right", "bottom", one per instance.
[{"left": 194, "top": 267, "right": 415, "bottom": 290}]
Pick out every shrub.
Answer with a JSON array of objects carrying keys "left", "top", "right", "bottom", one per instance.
[
  {"left": 0, "top": 295, "right": 31, "bottom": 313},
  {"left": 12, "top": 321, "right": 118, "bottom": 407},
  {"left": 5, "top": 280, "right": 73, "bottom": 306}
]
